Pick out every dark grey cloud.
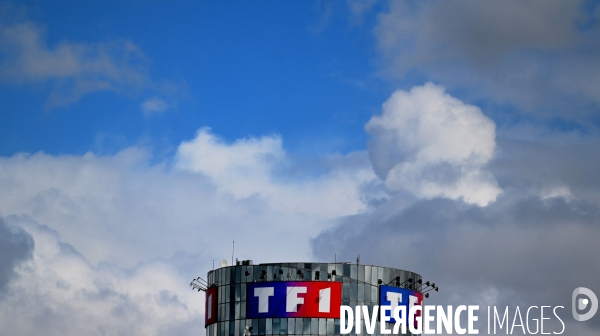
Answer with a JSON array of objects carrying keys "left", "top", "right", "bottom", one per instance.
[
  {"left": 0, "top": 216, "right": 33, "bottom": 293},
  {"left": 374, "top": 0, "right": 600, "bottom": 118},
  {"left": 312, "top": 134, "right": 600, "bottom": 334}
]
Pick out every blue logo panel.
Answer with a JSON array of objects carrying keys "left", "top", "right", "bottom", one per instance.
[{"left": 379, "top": 285, "right": 423, "bottom": 324}]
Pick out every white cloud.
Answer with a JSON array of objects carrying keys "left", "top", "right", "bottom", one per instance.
[
  {"left": 141, "top": 97, "right": 170, "bottom": 115},
  {"left": 1, "top": 215, "right": 202, "bottom": 336},
  {"left": 0, "top": 129, "right": 377, "bottom": 269},
  {"left": 176, "top": 128, "right": 286, "bottom": 199},
  {"left": 0, "top": 128, "right": 379, "bottom": 334},
  {"left": 176, "top": 128, "right": 377, "bottom": 218},
  {"left": 366, "top": 83, "right": 501, "bottom": 206}
]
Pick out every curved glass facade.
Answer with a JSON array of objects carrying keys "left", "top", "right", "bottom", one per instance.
[{"left": 205, "top": 262, "right": 422, "bottom": 336}]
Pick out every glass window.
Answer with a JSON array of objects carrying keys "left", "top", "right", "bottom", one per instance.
[
  {"left": 266, "top": 318, "right": 272, "bottom": 335},
  {"left": 358, "top": 284, "right": 365, "bottom": 302},
  {"left": 350, "top": 281, "right": 357, "bottom": 301},
  {"left": 327, "top": 264, "right": 335, "bottom": 280},
  {"left": 334, "top": 319, "right": 340, "bottom": 336},
  {"left": 273, "top": 318, "right": 280, "bottom": 335},
  {"left": 288, "top": 318, "right": 295, "bottom": 334},
  {"left": 371, "top": 286, "right": 377, "bottom": 303},
  {"left": 327, "top": 319, "right": 334, "bottom": 335},
  {"left": 319, "top": 318, "right": 326, "bottom": 335},
  {"left": 365, "top": 283, "right": 371, "bottom": 302},
  {"left": 235, "top": 302, "right": 240, "bottom": 319},
  {"left": 336, "top": 264, "right": 343, "bottom": 280},
  {"left": 245, "top": 266, "right": 253, "bottom": 283},
  {"left": 311, "top": 318, "right": 318, "bottom": 334},
  {"left": 236, "top": 267, "right": 241, "bottom": 284},
  {"left": 343, "top": 264, "right": 350, "bottom": 277},
  {"left": 358, "top": 265, "right": 365, "bottom": 282},
  {"left": 295, "top": 317, "right": 302, "bottom": 334},
  {"left": 252, "top": 320, "right": 258, "bottom": 336},
  {"left": 364, "top": 266, "right": 371, "bottom": 284},
  {"left": 241, "top": 283, "right": 246, "bottom": 301},
  {"left": 320, "top": 264, "right": 328, "bottom": 280},
  {"left": 226, "top": 268, "right": 231, "bottom": 285},
  {"left": 240, "top": 301, "right": 246, "bottom": 320},
  {"left": 236, "top": 284, "right": 241, "bottom": 301},
  {"left": 280, "top": 318, "right": 287, "bottom": 335},
  {"left": 259, "top": 319, "right": 266, "bottom": 335},
  {"left": 372, "top": 267, "right": 378, "bottom": 285},
  {"left": 350, "top": 264, "right": 357, "bottom": 279},
  {"left": 303, "top": 318, "right": 310, "bottom": 335},
  {"left": 342, "top": 282, "right": 350, "bottom": 301},
  {"left": 235, "top": 321, "right": 239, "bottom": 336}
]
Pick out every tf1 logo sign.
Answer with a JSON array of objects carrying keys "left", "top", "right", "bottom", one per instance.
[
  {"left": 205, "top": 286, "right": 218, "bottom": 326},
  {"left": 247, "top": 281, "right": 342, "bottom": 319},
  {"left": 379, "top": 285, "right": 423, "bottom": 324}
]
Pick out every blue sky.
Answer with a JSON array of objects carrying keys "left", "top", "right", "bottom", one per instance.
[
  {"left": 1, "top": 1, "right": 392, "bottom": 157},
  {"left": 2, "top": 1, "right": 600, "bottom": 335}
]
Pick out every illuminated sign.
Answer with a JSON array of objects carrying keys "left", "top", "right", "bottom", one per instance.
[
  {"left": 247, "top": 281, "right": 342, "bottom": 318},
  {"left": 379, "top": 285, "right": 423, "bottom": 324},
  {"left": 205, "top": 286, "right": 218, "bottom": 326}
]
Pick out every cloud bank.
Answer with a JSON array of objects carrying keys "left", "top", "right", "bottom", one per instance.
[
  {"left": 374, "top": 0, "right": 600, "bottom": 117},
  {"left": 0, "top": 127, "right": 377, "bottom": 334}
]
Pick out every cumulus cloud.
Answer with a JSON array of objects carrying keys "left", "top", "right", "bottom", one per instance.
[
  {"left": 176, "top": 128, "right": 377, "bottom": 217},
  {"left": 373, "top": 0, "right": 600, "bottom": 116},
  {"left": 0, "top": 127, "right": 379, "bottom": 334},
  {"left": 366, "top": 83, "right": 501, "bottom": 206},
  {"left": 0, "top": 128, "right": 376, "bottom": 268},
  {"left": 176, "top": 128, "right": 286, "bottom": 199}
]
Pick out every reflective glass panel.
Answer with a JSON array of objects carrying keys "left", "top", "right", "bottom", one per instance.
[
  {"left": 280, "top": 318, "right": 287, "bottom": 335},
  {"left": 266, "top": 318, "right": 272, "bottom": 335}
]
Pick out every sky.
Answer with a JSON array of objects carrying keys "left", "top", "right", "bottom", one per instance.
[{"left": 1, "top": 0, "right": 600, "bottom": 335}]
